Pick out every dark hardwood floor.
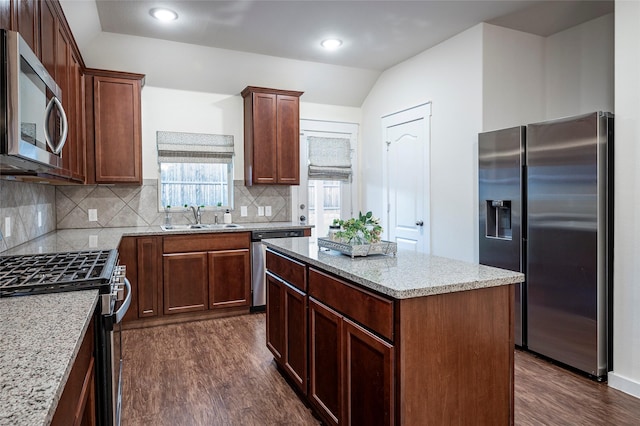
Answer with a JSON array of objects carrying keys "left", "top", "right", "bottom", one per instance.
[{"left": 121, "top": 313, "right": 640, "bottom": 425}]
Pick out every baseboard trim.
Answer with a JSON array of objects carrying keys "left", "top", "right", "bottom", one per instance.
[{"left": 608, "top": 372, "right": 640, "bottom": 399}]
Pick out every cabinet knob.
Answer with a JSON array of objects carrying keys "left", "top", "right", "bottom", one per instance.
[{"left": 416, "top": 220, "right": 424, "bottom": 226}]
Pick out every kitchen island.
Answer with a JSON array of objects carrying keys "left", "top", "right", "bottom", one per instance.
[{"left": 263, "top": 237, "right": 524, "bottom": 425}]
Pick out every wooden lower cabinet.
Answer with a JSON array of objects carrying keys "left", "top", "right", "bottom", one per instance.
[
  {"left": 120, "top": 232, "right": 252, "bottom": 325},
  {"left": 266, "top": 272, "right": 308, "bottom": 395},
  {"left": 51, "top": 318, "right": 96, "bottom": 426},
  {"left": 309, "top": 298, "right": 394, "bottom": 426},
  {"left": 266, "top": 274, "right": 284, "bottom": 361},
  {"left": 209, "top": 249, "right": 251, "bottom": 309},
  {"left": 343, "top": 317, "right": 394, "bottom": 425},
  {"left": 309, "top": 298, "right": 342, "bottom": 425},
  {"left": 163, "top": 252, "right": 208, "bottom": 314},
  {"left": 283, "top": 281, "right": 307, "bottom": 392}
]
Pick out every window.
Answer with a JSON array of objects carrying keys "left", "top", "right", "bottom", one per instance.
[
  {"left": 160, "top": 162, "right": 231, "bottom": 208},
  {"left": 295, "top": 121, "right": 358, "bottom": 241},
  {"left": 156, "top": 131, "right": 234, "bottom": 209}
]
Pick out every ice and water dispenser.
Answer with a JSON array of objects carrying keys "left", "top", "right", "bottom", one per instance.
[{"left": 485, "top": 200, "right": 512, "bottom": 240}]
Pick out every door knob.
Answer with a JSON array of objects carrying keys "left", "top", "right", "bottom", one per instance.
[{"left": 416, "top": 220, "right": 424, "bottom": 226}]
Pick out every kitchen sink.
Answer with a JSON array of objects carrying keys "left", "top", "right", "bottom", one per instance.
[{"left": 160, "top": 223, "right": 243, "bottom": 231}]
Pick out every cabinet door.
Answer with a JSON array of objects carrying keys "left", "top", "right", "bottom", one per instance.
[
  {"left": 309, "top": 298, "right": 343, "bottom": 426},
  {"left": 93, "top": 75, "right": 142, "bottom": 183},
  {"left": 208, "top": 249, "right": 250, "bottom": 309},
  {"left": 69, "top": 51, "right": 85, "bottom": 181},
  {"left": 276, "top": 94, "right": 300, "bottom": 184},
  {"left": 55, "top": 24, "right": 72, "bottom": 178},
  {"left": 16, "top": 0, "right": 37, "bottom": 54},
  {"left": 39, "top": 0, "right": 56, "bottom": 77},
  {"left": 0, "top": 0, "right": 11, "bottom": 29},
  {"left": 163, "top": 252, "right": 208, "bottom": 315},
  {"left": 251, "top": 92, "right": 278, "bottom": 184},
  {"left": 266, "top": 273, "right": 284, "bottom": 362},
  {"left": 284, "top": 282, "right": 307, "bottom": 395},
  {"left": 138, "top": 237, "right": 161, "bottom": 317},
  {"left": 343, "top": 318, "right": 394, "bottom": 426}
]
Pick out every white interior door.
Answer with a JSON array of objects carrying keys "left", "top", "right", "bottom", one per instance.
[
  {"left": 293, "top": 120, "right": 359, "bottom": 241},
  {"left": 382, "top": 104, "right": 431, "bottom": 253}
]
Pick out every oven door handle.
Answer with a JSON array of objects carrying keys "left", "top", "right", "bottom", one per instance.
[{"left": 114, "top": 278, "right": 132, "bottom": 324}]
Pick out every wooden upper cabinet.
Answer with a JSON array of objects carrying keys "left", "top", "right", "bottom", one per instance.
[
  {"left": 39, "top": 0, "right": 56, "bottom": 77},
  {"left": 0, "top": 0, "right": 12, "bottom": 30},
  {"left": 242, "top": 86, "right": 303, "bottom": 186},
  {"left": 16, "top": 0, "right": 38, "bottom": 54},
  {"left": 86, "top": 70, "right": 144, "bottom": 184}
]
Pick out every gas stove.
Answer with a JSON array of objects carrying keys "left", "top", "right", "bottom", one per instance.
[{"left": 0, "top": 250, "right": 118, "bottom": 297}]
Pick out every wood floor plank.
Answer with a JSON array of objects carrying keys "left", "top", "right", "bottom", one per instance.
[{"left": 121, "top": 313, "right": 640, "bottom": 425}]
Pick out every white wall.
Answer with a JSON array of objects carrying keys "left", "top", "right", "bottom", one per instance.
[
  {"left": 609, "top": 0, "right": 640, "bottom": 400},
  {"left": 482, "top": 25, "right": 546, "bottom": 131},
  {"left": 141, "top": 87, "right": 244, "bottom": 180},
  {"left": 361, "top": 24, "right": 484, "bottom": 262},
  {"left": 545, "top": 13, "right": 615, "bottom": 118},
  {"left": 142, "top": 87, "right": 361, "bottom": 182}
]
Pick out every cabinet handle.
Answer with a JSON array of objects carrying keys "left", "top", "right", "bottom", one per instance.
[{"left": 415, "top": 220, "right": 424, "bottom": 226}]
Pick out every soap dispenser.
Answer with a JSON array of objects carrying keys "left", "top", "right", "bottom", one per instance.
[{"left": 223, "top": 209, "right": 232, "bottom": 224}]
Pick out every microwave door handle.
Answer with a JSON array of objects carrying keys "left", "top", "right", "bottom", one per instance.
[
  {"left": 43, "top": 96, "right": 69, "bottom": 155},
  {"left": 114, "top": 278, "right": 132, "bottom": 324}
]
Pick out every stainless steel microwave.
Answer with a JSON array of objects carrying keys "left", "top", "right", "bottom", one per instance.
[{"left": 1, "top": 29, "right": 68, "bottom": 173}]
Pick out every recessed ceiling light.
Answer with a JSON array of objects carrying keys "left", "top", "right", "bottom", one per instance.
[
  {"left": 321, "top": 39, "right": 343, "bottom": 50},
  {"left": 150, "top": 8, "right": 178, "bottom": 22}
]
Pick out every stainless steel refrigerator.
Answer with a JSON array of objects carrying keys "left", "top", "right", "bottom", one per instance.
[
  {"left": 479, "top": 112, "right": 613, "bottom": 379},
  {"left": 478, "top": 125, "right": 526, "bottom": 347}
]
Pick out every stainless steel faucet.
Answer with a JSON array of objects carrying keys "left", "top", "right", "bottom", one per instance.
[{"left": 190, "top": 205, "right": 202, "bottom": 224}]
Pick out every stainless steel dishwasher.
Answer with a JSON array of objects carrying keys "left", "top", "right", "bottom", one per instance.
[{"left": 251, "top": 229, "right": 305, "bottom": 311}]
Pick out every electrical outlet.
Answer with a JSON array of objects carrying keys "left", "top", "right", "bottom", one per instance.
[
  {"left": 4, "top": 217, "right": 11, "bottom": 237},
  {"left": 257, "top": 206, "right": 265, "bottom": 216},
  {"left": 241, "top": 206, "right": 248, "bottom": 217},
  {"left": 37, "top": 211, "right": 42, "bottom": 227},
  {"left": 265, "top": 206, "right": 272, "bottom": 216},
  {"left": 88, "top": 209, "right": 98, "bottom": 222},
  {"left": 89, "top": 235, "right": 98, "bottom": 248}
]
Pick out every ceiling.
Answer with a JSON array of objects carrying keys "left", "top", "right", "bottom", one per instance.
[
  {"left": 59, "top": 0, "right": 613, "bottom": 106},
  {"left": 90, "top": 0, "right": 613, "bottom": 71}
]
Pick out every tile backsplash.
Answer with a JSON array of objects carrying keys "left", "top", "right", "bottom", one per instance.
[
  {"left": 56, "top": 180, "right": 291, "bottom": 229},
  {"left": 0, "top": 180, "right": 56, "bottom": 253}
]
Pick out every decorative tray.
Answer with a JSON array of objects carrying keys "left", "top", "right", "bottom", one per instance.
[{"left": 317, "top": 237, "right": 397, "bottom": 259}]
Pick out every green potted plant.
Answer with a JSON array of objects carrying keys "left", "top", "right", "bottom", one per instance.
[{"left": 333, "top": 211, "right": 383, "bottom": 245}]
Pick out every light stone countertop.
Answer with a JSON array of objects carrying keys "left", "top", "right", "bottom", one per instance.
[
  {"left": 0, "top": 290, "right": 99, "bottom": 426},
  {"left": 263, "top": 237, "right": 524, "bottom": 299},
  {"left": 1, "top": 222, "right": 312, "bottom": 256}
]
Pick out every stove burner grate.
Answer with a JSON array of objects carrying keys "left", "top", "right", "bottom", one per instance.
[{"left": 0, "top": 250, "right": 118, "bottom": 297}]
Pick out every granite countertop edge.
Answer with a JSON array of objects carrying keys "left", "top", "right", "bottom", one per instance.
[
  {"left": 263, "top": 240, "right": 524, "bottom": 299},
  {"left": 1, "top": 222, "right": 312, "bottom": 256}
]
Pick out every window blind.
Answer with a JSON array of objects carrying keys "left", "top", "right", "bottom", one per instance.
[
  {"left": 307, "top": 136, "right": 352, "bottom": 181},
  {"left": 157, "top": 131, "right": 234, "bottom": 164}
]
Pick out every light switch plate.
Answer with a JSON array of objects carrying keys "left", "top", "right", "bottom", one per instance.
[
  {"left": 37, "top": 211, "right": 42, "bottom": 227},
  {"left": 89, "top": 235, "right": 98, "bottom": 248},
  {"left": 265, "top": 206, "right": 272, "bottom": 216},
  {"left": 241, "top": 206, "right": 248, "bottom": 217},
  {"left": 4, "top": 217, "right": 11, "bottom": 237},
  {"left": 88, "top": 209, "right": 98, "bottom": 222},
  {"left": 257, "top": 206, "right": 265, "bottom": 216}
]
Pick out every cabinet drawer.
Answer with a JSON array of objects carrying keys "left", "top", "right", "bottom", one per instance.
[
  {"left": 163, "top": 232, "right": 250, "bottom": 253},
  {"left": 309, "top": 268, "right": 394, "bottom": 341},
  {"left": 266, "top": 249, "right": 307, "bottom": 292}
]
